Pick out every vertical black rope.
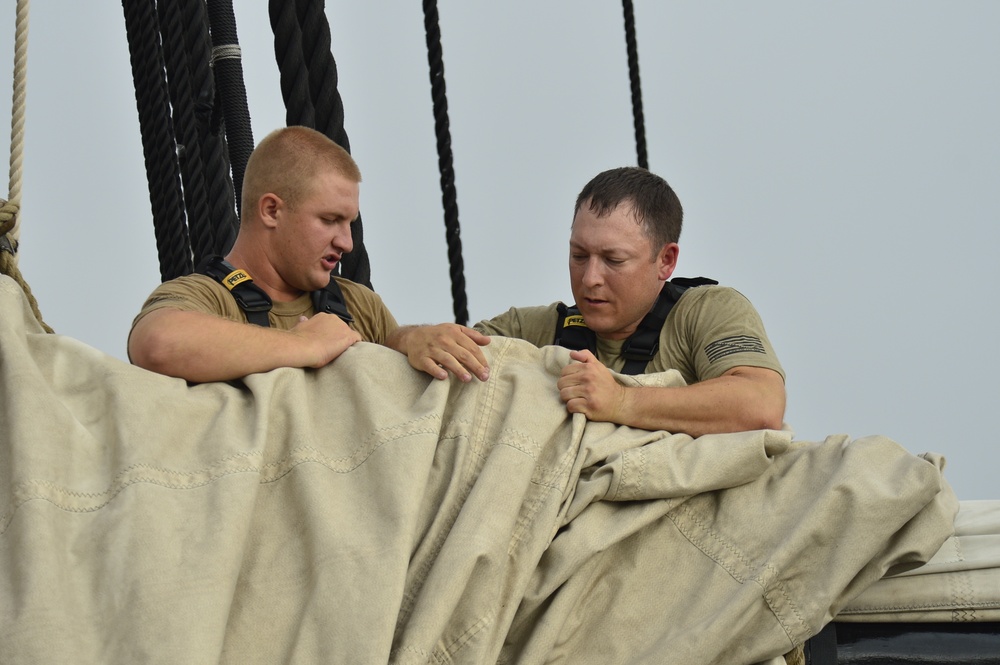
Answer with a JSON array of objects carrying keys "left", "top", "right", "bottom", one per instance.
[
  {"left": 268, "top": 0, "right": 315, "bottom": 128},
  {"left": 124, "top": 0, "right": 245, "bottom": 275},
  {"left": 199, "top": 116, "right": 240, "bottom": 256},
  {"left": 268, "top": 0, "right": 372, "bottom": 289},
  {"left": 121, "top": 0, "right": 192, "bottom": 281},
  {"left": 622, "top": 0, "right": 649, "bottom": 170},
  {"left": 295, "top": 0, "right": 369, "bottom": 285},
  {"left": 206, "top": 0, "right": 253, "bottom": 233},
  {"left": 422, "top": 0, "right": 468, "bottom": 326},
  {"left": 158, "top": 0, "right": 215, "bottom": 267},
  {"left": 296, "top": 0, "right": 349, "bottom": 151},
  {"left": 178, "top": 0, "right": 239, "bottom": 261}
]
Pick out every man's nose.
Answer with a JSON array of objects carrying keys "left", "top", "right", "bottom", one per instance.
[
  {"left": 333, "top": 223, "right": 354, "bottom": 253},
  {"left": 582, "top": 258, "right": 603, "bottom": 286}
]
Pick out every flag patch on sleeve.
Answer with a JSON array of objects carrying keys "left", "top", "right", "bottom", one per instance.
[{"left": 705, "top": 335, "right": 766, "bottom": 362}]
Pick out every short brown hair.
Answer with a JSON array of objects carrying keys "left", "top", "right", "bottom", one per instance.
[
  {"left": 241, "top": 126, "right": 362, "bottom": 218},
  {"left": 574, "top": 167, "right": 683, "bottom": 249}
]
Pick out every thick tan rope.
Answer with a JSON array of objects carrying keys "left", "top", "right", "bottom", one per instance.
[
  {"left": 784, "top": 644, "right": 805, "bottom": 665},
  {"left": 0, "top": 0, "right": 53, "bottom": 333},
  {"left": 1, "top": 0, "right": 27, "bottom": 243}
]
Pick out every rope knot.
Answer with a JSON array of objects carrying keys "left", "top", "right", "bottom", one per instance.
[{"left": 0, "top": 200, "right": 18, "bottom": 253}]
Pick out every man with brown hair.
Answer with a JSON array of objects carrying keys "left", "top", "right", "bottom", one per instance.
[
  {"left": 129, "top": 126, "right": 490, "bottom": 383},
  {"left": 475, "top": 166, "right": 786, "bottom": 437}
]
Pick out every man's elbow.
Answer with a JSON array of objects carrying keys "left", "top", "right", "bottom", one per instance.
[
  {"left": 128, "top": 323, "right": 189, "bottom": 379},
  {"left": 751, "top": 410, "right": 785, "bottom": 432},
  {"left": 723, "top": 408, "right": 783, "bottom": 435},
  {"left": 728, "top": 368, "right": 786, "bottom": 431},
  {"left": 746, "top": 394, "right": 786, "bottom": 431},
  {"left": 722, "top": 390, "right": 785, "bottom": 433}
]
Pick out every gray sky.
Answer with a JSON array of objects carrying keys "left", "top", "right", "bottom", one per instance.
[{"left": 5, "top": 2, "right": 998, "bottom": 499}]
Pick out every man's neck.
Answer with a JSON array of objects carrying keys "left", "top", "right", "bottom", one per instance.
[{"left": 224, "top": 244, "right": 303, "bottom": 303}]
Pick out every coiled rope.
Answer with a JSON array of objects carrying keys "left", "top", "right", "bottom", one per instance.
[
  {"left": 206, "top": 0, "right": 253, "bottom": 229},
  {"left": 422, "top": 0, "right": 468, "bottom": 326},
  {"left": 122, "top": 0, "right": 193, "bottom": 281},
  {"left": 622, "top": 0, "right": 648, "bottom": 170},
  {"left": 268, "top": 0, "right": 372, "bottom": 289},
  {"left": 122, "top": 0, "right": 244, "bottom": 278},
  {"left": 0, "top": 0, "right": 52, "bottom": 332},
  {"left": 160, "top": 0, "right": 240, "bottom": 263},
  {"left": 157, "top": 0, "right": 216, "bottom": 266},
  {"left": 184, "top": 0, "right": 240, "bottom": 258}
]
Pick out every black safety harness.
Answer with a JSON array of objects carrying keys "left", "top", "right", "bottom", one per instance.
[
  {"left": 554, "top": 276, "right": 717, "bottom": 375},
  {"left": 197, "top": 256, "right": 354, "bottom": 327}
]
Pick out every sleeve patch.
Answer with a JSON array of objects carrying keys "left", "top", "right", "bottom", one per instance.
[{"left": 704, "top": 335, "right": 766, "bottom": 362}]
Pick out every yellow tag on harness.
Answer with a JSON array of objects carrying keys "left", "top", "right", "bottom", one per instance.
[
  {"left": 222, "top": 269, "right": 252, "bottom": 291},
  {"left": 564, "top": 314, "right": 587, "bottom": 328}
]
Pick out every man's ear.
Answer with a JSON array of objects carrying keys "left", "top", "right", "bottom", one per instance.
[
  {"left": 657, "top": 242, "right": 680, "bottom": 281},
  {"left": 258, "top": 193, "right": 282, "bottom": 229}
]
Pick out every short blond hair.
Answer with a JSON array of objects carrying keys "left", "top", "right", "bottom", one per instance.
[{"left": 241, "top": 126, "right": 362, "bottom": 218}]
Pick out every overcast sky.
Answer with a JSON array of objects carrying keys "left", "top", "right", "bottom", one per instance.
[{"left": 4, "top": 2, "right": 998, "bottom": 499}]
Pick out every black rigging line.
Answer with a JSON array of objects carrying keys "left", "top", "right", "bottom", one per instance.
[
  {"left": 121, "top": 0, "right": 192, "bottom": 280},
  {"left": 623, "top": 0, "right": 649, "bottom": 170},
  {"left": 268, "top": 0, "right": 372, "bottom": 288},
  {"left": 206, "top": 0, "right": 253, "bottom": 245},
  {"left": 158, "top": 0, "right": 216, "bottom": 266},
  {"left": 422, "top": 0, "right": 469, "bottom": 326},
  {"left": 123, "top": 0, "right": 244, "bottom": 276}
]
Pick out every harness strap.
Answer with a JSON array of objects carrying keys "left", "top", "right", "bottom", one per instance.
[
  {"left": 197, "top": 256, "right": 354, "bottom": 327},
  {"left": 553, "top": 302, "right": 596, "bottom": 355},
  {"left": 198, "top": 256, "right": 272, "bottom": 327},
  {"left": 311, "top": 278, "right": 354, "bottom": 324},
  {"left": 554, "top": 276, "right": 717, "bottom": 375}
]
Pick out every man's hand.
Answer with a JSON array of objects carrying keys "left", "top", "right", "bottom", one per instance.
[
  {"left": 557, "top": 349, "right": 626, "bottom": 421},
  {"left": 556, "top": 348, "right": 786, "bottom": 435},
  {"left": 386, "top": 324, "right": 491, "bottom": 382},
  {"left": 290, "top": 313, "right": 362, "bottom": 368}
]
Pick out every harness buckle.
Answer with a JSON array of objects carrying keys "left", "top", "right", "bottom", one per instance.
[{"left": 621, "top": 338, "right": 658, "bottom": 363}]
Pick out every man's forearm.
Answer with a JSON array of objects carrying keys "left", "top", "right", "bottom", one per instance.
[
  {"left": 129, "top": 309, "right": 358, "bottom": 382},
  {"left": 615, "top": 368, "right": 786, "bottom": 437}
]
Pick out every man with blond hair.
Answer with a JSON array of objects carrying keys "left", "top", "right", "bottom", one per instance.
[{"left": 129, "top": 126, "right": 490, "bottom": 383}]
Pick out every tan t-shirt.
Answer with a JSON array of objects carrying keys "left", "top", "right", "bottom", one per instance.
[
  {"left": 131, "top": 273, "right": 399, "bottom": 345},
  {"left": 474, "top": 285, "right": 784, "bottom": 386}
]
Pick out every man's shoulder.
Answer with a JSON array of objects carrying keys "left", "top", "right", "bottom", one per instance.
[
  {"left": 146, "top": 273, "right": 233, "bottom": 305},
  {"left": 329, "top": 277, "right": 398, "bottom": 344},
  {"left": 335, "top": 275, "right": 396, "bottom": 301},
  {"left": 673, "top": 283, "right": 754, "bottom": 312},
  {"left": 669, "top": 283, "right": 770, "bottom": 335},
  {"left": 163, "top": 272, "right": 226, "bottom": 289},
  {"left": 473, "top": 302, "right": 562, "bottom": 345},
  {"left": 330, "top": 275, "right": 391, "bottom": 315},
  {"left": 506, "top": 302, "right": 564, "bottom": 318},
  {"left": 666, "top": 282, "right": 784, "bottom": 380},
  {"left": 133, "top": 273, "right": 240, "bottom": 327},
  {"left": 477, "top": 302, "right": 562, "bottom": 326},
  {"left": 332, "top": 275, "right": 376, "bottom": 296}
]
